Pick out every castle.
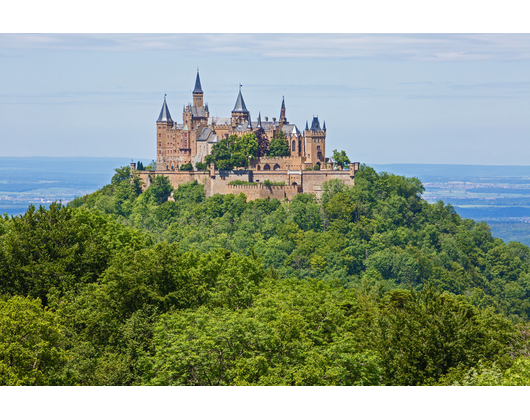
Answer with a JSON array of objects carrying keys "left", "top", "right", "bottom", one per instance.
[{"left": 134, "top": 70, "right": 359, "bottom": 201}]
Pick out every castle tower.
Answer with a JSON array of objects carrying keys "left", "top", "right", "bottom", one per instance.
[
  {"left": 156, "top": 95, "right": 174, "bottom": 170},
  {"left": 231, "top": 85, "right": 249, "bottom": 126},
  {"left": 304, "top": 116, "right": 326, "bottom": 167},
  {"left": 192, "top": 69, "right": 204, "bottom": 108}
]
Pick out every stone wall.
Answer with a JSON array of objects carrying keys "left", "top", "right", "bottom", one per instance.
[
  {"left": 226, "top": 184, "right": 302, "bottom": 201},
  {"left": 135, "top": 162, "right": 359, "bottom": 201}
]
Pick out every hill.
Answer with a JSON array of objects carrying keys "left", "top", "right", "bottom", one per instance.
[{"left": 1, "top": 164, "right": 530, "bottom": 385}]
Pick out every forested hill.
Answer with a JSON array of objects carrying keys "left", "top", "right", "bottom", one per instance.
[{"left": 2, "top": 164, "right": 530, "bottom": 386}]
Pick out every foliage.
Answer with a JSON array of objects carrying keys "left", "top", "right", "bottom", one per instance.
[
  {"left": 313, "top": 164, "right": 320, "bottom": 171},
  {"left": 206, "top": 134, "right": 259, "bottom": 170},
  {"left": 145, "top": 160, "right": 157, "bottom": 171},
  {"left": 0, "top": 296, "right": 66, "bottom": 385},
  {"left": 195, "top": 162, "right": 208, "bottom": 171},
  {"left": 228, "top": 180, "right": 257, "bottom": 186},
  {"left": 3, "top": 163, "right": 530, "bottom": 385},
  {"left": 332, "top": 149, "right": 351, "bottom": 169},
  {"left": 263, "top": 180, "right": 286, "bottom": 186},
  {"left": 179, "top": 163, "right": 193, "bottom": 171},
  {"left": 267, "top": 131, "right": 290, "bottom": 157}
]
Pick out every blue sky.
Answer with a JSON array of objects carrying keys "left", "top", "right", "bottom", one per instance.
[{"left": 1, "top": 33, "right": 530, "bottom": 165}]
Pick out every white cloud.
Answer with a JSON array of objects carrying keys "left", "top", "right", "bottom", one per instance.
[{"left": 2, "top": 34, "right": 530, "bottom": 61}]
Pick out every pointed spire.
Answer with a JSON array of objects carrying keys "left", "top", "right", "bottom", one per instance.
[
  {"left": 247, "top": 113, "right": 252, "bottom": 129},
  {"left": 280, "top": 96, "right": 287, "bottom": 122},
  {"left": 305, "top": 120, "right": 309, "bottom": 131},
  {"left": 232, "top": 85, "right": 249, "bottom": 113},
  {"left": 257, "top": 112, "right": 262, "bottom": 129},
  {"left": 323, "top": 120, "right": 326, "bottom": 131},
  {"left": 205, "top": 103, "right": 209, "bottom": 113},
  {"left": 193, "top": 69, "right": 203, "bottom": 94},
  {"left": 310, "top": 116, "right": 321, "bottom": 131},
  {"left": 157, "top": 95, "right": 173, "bottom": 123}
]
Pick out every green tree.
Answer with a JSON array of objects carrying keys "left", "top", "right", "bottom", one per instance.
[
  {"left": 179, "top": 163, "right": 193, "bottom": 171},
  {"left": 332, "top": 149, "right": 351, "bottom": 169},
  {"left": 206, "top": 134, "right": 259, "bottom": 170},
  {"left": 195, "top": 162, "right": 208, "bottom": 171},
  {"left": 373, "top": 287, "right": 516, "bottom": 385},
  {"left": 111, "top": 166, "right": 131, "bottom": 184},
  {"left": 0, "top": 296, "right": 66, "bottom": 385},
  {"left": 267, "top": 131, "right": 290, "bottom": 157},
  {"left": 146, "top": 175, "right": 174, "bottom": 204}
]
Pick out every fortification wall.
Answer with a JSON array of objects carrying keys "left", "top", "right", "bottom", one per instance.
[
  {"left": 135, "top": 163, "right": 359, "bottom": 201},
  {"left": 301, "top": 170, "right": 354, "bottom": 199},
  {"left": 227, "top": 184, "right": 302, "bottom": 201},
  {"left": 137, "top": 170, "right": 209, "bottom": 192}
]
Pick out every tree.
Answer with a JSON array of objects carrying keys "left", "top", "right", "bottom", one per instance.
[
  {"left": 0, "top": 296, "right": 66, "bottom": 385},
  {"left": 146, "top": 175, "right": 174, "bottom": 204},
  {"left": 145, "top": 160, "right": 157, "bottom": 171},
  {"left": 195, "top": 162, "right": 208, "bottom": 171},
  {"left": 332, "top": 149, "right": 351, "bottom": 169},
  {"left": 373, "top": 287, "right": 516, "bottom": 385},
  {"left": 206, "top": 134, "right": 259, "bottom": 170},
  {"left": 111, "top": 166, "right": 131, "bottom": 184},
  {"left": 179, "top": 163, "right": 193, "bottom": 171},
  {"left": 267, "top": 131, "right": 290, "bottom": 157}
]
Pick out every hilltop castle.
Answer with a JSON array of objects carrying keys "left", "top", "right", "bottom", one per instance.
[{"left": 135, "top": 70, "right": 359, "bottom": 201}]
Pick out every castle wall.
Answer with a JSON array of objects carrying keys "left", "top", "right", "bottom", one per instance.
[
  {"left": 136, "top": 165, "right": 358, "bottom": 201},
  {"left": 137, "top": 170, "right": 209, "bottom": 192},
  {"left": 301, "top": 170, "right": 354, "bottom": 199},
  {"left": 226, "top": 184, "right": 302, "bottom": 201}
]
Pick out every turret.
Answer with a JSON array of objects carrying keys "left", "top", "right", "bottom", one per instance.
[
  {"left": 156, "top": 95, "right": 174, "bottom": 170},
  {"left": 231, "top": 85, "right": 249, "bottom": 126},
  {"left": 192, "top": 69, "right": 204, "bottom": 108},
  {"left": 304, "top": 115, "right": 326, "bottom": 166}
]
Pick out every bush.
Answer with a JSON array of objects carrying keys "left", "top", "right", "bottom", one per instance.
[
  {"left": 313, "top": 164, "right": 321, "bottom": 171},
  {"left": 195, "top": 162, "right": 208, "bottom": 171},
  {"left": 228, "top": 180, "right": 257, "bottom": 186},
  {"left": 263, "top": 180, "right": 285, "bottom": 186},
  {"left": 179, "top": 163, "right": 193, "bottom": 171}
]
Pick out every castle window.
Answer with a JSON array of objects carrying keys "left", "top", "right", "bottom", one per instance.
[
  {"left": 292, "top": 140, "right": 295, "bottom": 152},
  {"left": 159, "top": 133, "right": 161, "bottom": 138},
  {"left": 264, "top": 164, "right": 270, "bottom": 170},
  {"left": 298, "top": 140, "right": 302, "bottom": 152}
]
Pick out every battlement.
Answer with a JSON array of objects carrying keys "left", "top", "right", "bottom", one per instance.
[{"left": 227, "top": 183, "right": 301, "bottom": 201}]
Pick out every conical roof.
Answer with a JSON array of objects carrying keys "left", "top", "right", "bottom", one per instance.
[
  {"left": 157, "top": 95, "right": 173, "bottom": 123},
  {"left": 257, "top": 112, "right": 262, "bottom": 129},
  {"left": 193, "top": 70, "right": 203, "bottom": 94},
  {"left": 232, "top": 86, "right": 249, "bottom": 113},
  {"left": 310, "top": 116, "right": 321, "bottom": 131},
  {"left": 323, "top": 120, "right": 326, "bottom": 131}
]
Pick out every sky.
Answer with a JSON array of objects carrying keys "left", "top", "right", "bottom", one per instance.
[{"left": 1, "top": 31, "right": 530, "bottom": 165}]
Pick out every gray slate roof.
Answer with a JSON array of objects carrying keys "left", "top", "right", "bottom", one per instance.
[
  {"left": 310, "top": 116, "right": 321, "bottom": 131},
  {"left": 209, "top": 117, "right": 231, "bottom": 126},
  {"left": 232, "top": 87, "right": 249, "bottom": 113},
  {"left": 282, "top": 124, "right": 300, "bottom": 135},
  {"left": 157, "top": 96, "right": 173, "bottom": 123},
  {"left": 193, "top": 71, "right": 203, "bottom": 94},
  {"left": 190, "top": 106, "right": 207, "bottom": 118}
]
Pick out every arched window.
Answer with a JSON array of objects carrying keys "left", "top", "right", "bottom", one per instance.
[
  {"left": 264, "top": 164, "right": 270, "bottom": 170},
  {"left": 257, "top": 165, "right": 261, "bottom": 170},
  {"left": 298, "top": 140, "right": 302, "bottom": 152},
  {"left": 292, "top": 182, "right": 297, "bottom": 186},
  {"left": 292, "top": 140, "right": 295, "bottom": 152},
  {"left": 273, "top": 163, "right": 280, "bottom": 171}
]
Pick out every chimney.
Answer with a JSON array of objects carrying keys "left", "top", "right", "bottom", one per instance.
[
  {"left": 265, "top": 116, "right": 268, "bottom": 122},
  {"left": 272, "top": 117, "right": 276, "bottom": 122}
]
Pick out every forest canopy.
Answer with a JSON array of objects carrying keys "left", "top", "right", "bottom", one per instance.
[{"left": 2, "top": 164, "right": 530, "bottom": 385}]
